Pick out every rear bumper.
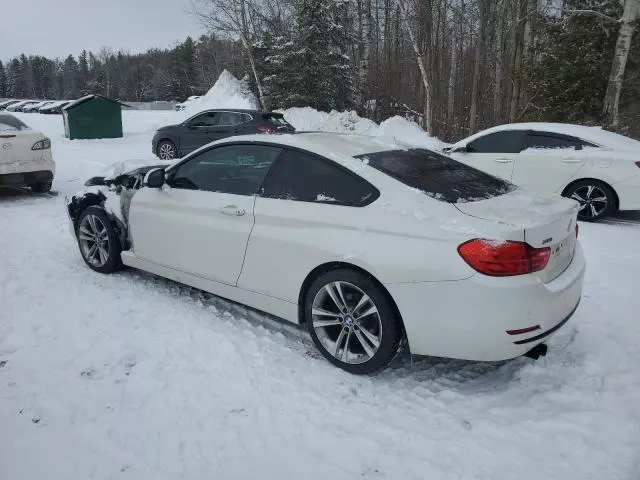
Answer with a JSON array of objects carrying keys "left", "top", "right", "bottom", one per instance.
[
  {"left": 0, "top": 170, "right": 53, "bottom": 187},
  {"left": 386, "top": 242, "right": 586, "bottom": 361}
]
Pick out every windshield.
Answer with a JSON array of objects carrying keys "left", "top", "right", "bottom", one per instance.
[{"left": 357, "top": 148, "right": 515, "bottom": 203}]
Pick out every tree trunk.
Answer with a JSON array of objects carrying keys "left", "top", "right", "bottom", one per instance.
[
  {"left": 509, "top": 1, "right": 523, "bottom": 123},
  {"left": 603, "top": 0, "right": 638, "bottom": 127},
  {"left": 397, "top": 0, "right": 433, "bottom": 135},
  {"left": 493, "top": 0, "right": 504, "bottom": 123},
  {"left": 239, "top": 0, "right": 265, "bottom": 107},
  {"left": 469, "top": 0, "right": 486, "bottom": 133},
  {"left": 519, "top": 0, "right": 537, "bottom": 113},
  {"left": 447, "top": 35, "right": 457, "bottom": 123}
]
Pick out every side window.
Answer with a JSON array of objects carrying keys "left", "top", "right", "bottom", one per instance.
[
  {"left": 467, "top": 131, "right": 525, "bottom": 153},
  {"left": 526, "top": 133, "right": 579, "bottom": 150},
  {"left": 217, "top": 112, "right": 244, "bottom": 126},
  {"left": 261, "top": 149, "right": 379, "bottom": 206},
  {"left": 188, "top": 112, "right": 218, "bottom": 127},
  {"left": 170, "top": 144, "right": 282, "bottom": 195},
  {"left": 240, "top": 113, "right": 253, "bottom": 123}
]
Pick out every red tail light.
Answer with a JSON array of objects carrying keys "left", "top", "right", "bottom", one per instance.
[
  {"left": 458, "top": 239, "right": 551, "bottom": 277},
  {"left": 256, "top": 125, "right": 277, "bottom": 133},
  {"left": 575, "top": 224, "right": 579, "bottom": 237}
]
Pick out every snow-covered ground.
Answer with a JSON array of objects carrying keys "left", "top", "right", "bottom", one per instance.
[{"left": 1, "top": 112, "right": 640, "bottom": 480}]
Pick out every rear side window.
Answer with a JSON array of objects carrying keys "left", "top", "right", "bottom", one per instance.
[
  {"left": 467, "top": 131, "right": 525, "bottom": 153},
  {"left": 526, "top": 133, "right": 579, "bottom": 150},
  {"left": 358, "top": 149, "right": 515, "bottom": 203},
  {"left": 0, "top": 114, "right": 29, "bottom": 132},
  {"left": 217, "top": 112, "right": 245, "bottom": 126},
  {"left": 261, "top": 149, "right": 379, "bottom": 206}
]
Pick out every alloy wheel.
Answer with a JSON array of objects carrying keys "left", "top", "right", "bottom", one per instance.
[
  {"left": 78, "top": 214, "right": 110, "bottom": 267},
  {"left": 158, "top": 143, "right": 176, "bottom": 160},
  {"left": 570, "top": 185, "right": 608, "bottom": 219},
  {"left": 311, "top": 281, "right": 383, "bottom": 365}
]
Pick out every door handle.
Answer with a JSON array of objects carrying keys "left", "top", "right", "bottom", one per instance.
[
  {"left": 495, "top": 157, "right": 513, "bottom": 163},
  {"left": 562, "top": 158, "right": 583, "bottom": 163},
  {"left": 219, "top": 205, "right": 245, "bottom": 216}
]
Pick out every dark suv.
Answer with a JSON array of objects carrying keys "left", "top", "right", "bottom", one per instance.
[{"left": 152, "top": 109, "right": 295, "bottom": 159}]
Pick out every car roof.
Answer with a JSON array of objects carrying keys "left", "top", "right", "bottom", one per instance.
[
  {"left": 213, "top": 132, "right": 410, "bottom": 157},
  {"left": 452, "top": 122, "right": 640, "bottom": 151}
]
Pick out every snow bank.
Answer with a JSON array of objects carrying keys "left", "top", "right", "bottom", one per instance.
[
  {"left": 279, "top": 107, "right": 379, "bottom": 135},
  {"left": 280, "top": 107, "right": 444, "bottom": 150},
  {"left": 181, "top": 70, "right": 260, "bottom": 118}
]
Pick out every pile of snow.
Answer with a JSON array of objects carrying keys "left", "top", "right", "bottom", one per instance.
[
  {"left": 280, "top": 107, "right": 445, "bottom": 150},
  {"left": 181, "top": 70, "right": 260, "bottom": 118}
]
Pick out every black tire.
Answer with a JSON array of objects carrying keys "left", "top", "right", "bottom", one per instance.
[
  {"left": 563, "top": 179, "right": 616, "bottom": 222},
  {"left": 304, "top": 269, "right": 402, "bottom": 375},
  {"left": 31, "top": 180, "right": 52, "bottom": 193},
  {"left": 76, "top": 206, "right": 122, "bottom": 273},
  {"left": 156, "top": 140, "right": 178, "bottom": 160}
]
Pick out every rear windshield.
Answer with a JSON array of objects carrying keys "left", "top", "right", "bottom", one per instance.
[
  {"left": 0, "top": 114, "right": 29, "bottom": 132},
  {"left": 263, "top": 113, "right": 293, "bottom": 128},
  {"left": 357, "top": 149, "right": 515, "bottom": 203}
]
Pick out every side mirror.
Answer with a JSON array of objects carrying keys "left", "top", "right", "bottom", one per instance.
[{"left": 143, "top": 168, "right": 165, "bottom": 188}]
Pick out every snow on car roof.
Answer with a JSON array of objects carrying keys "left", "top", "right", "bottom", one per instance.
[
  {"left": 211, "top": 131, "right": 411, "bottom": 158},
  {"left": 452, "top": 122, "right": 640, "bottom": 152}
]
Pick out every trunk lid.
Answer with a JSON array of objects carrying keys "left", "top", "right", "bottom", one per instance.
[
  {"left": 0, "top": 130, "right": 46, "bottom": 168},
  {"left": 455, "top": 190, "right": 580, "bottom": 282}
]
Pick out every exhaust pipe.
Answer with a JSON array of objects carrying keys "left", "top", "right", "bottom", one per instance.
[{"left": 524, "top": 343, "right": 548, "bottom": 360}]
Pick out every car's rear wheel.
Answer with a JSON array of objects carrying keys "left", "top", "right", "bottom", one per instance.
[
  {"left": 31, "top": 180, "right": 52, "bottom": 193},
  {"left": 157, "top": 140, "right": 177, "bottom": 160},
  {"left": 564, "top": 180, "right": 615, "bottom": 222},
  {"left": 305, "top": 269, "right": 402, "bottom": 374},
  {"left": 76, "top": 206, "right": 122, "bottom": 273}
]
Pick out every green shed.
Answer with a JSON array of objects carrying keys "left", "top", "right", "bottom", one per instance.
[{"left": 63, "top": 95, "right": 128, "bottom": 140}]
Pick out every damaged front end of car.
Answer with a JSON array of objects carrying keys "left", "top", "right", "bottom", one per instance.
[{"left": 65, "top": 165, "right": 164, "bottom": 250}]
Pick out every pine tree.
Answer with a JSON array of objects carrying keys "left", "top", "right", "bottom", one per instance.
[
  {"left": 528, "top": 0, "right": 621, "bottom": 124},
  {"left": 0, "top": 61, "right": 7, "bottom": 98},
  {"left": 266, "top": 0, "right": 356, "bottom": 111}
]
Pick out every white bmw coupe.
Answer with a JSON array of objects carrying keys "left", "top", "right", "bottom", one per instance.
[
  {"left": 446, "top": 123, "right": 640, "bottom": 222},
  {"left": 67, "top": 133, "right": 585, "bottom": 374}
]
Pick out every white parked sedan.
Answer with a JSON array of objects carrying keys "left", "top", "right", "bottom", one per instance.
[
  {"left": 446, "top": 123, "right": 640, "bottom": 221},
  {"left": 66, "top": 133, "right": 585, "bottom": 374},
  {"left": 0, "top": 114, "right": 55, "bottom": 192}
]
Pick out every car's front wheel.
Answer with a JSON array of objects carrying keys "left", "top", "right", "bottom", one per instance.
[
  {"left": 157, "top": 140, "right": 178, "bottom": 160},
  {"left": 305, "top": 269, "right": 402, "bottom": 374},
  {"left": 76, "top": 206, "right": 122, "bottom": 273},
  {"left": 564, "top": 180, "right": 615, "bottom": 222}
]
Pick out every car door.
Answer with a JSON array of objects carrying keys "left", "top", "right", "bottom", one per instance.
[
  {"left": 128, "top": 143, "right": 282, "bottom": 285},
  {"left": 237, "top": 148, "right": 380, "bottom": 303},
  {"left": 180, "top": 111, "right": 220, "bottom": 154},
  {"left": 511, "top": 132, "right": 588, "bottom": 193},
  {"left": 449, "top": 130, "right": 525, "bottom": 181}
]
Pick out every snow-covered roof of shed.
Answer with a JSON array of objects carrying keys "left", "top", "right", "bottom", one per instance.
[
  {"left": 63, "top": 95, "right": 130, "bottom": 111},
  {"left": 452, "top": 122, "right": 640, "bottom": 152}
]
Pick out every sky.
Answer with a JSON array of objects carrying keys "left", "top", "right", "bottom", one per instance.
[{"left": 0, "top": 0, "right": 205, "bottom": 61}]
